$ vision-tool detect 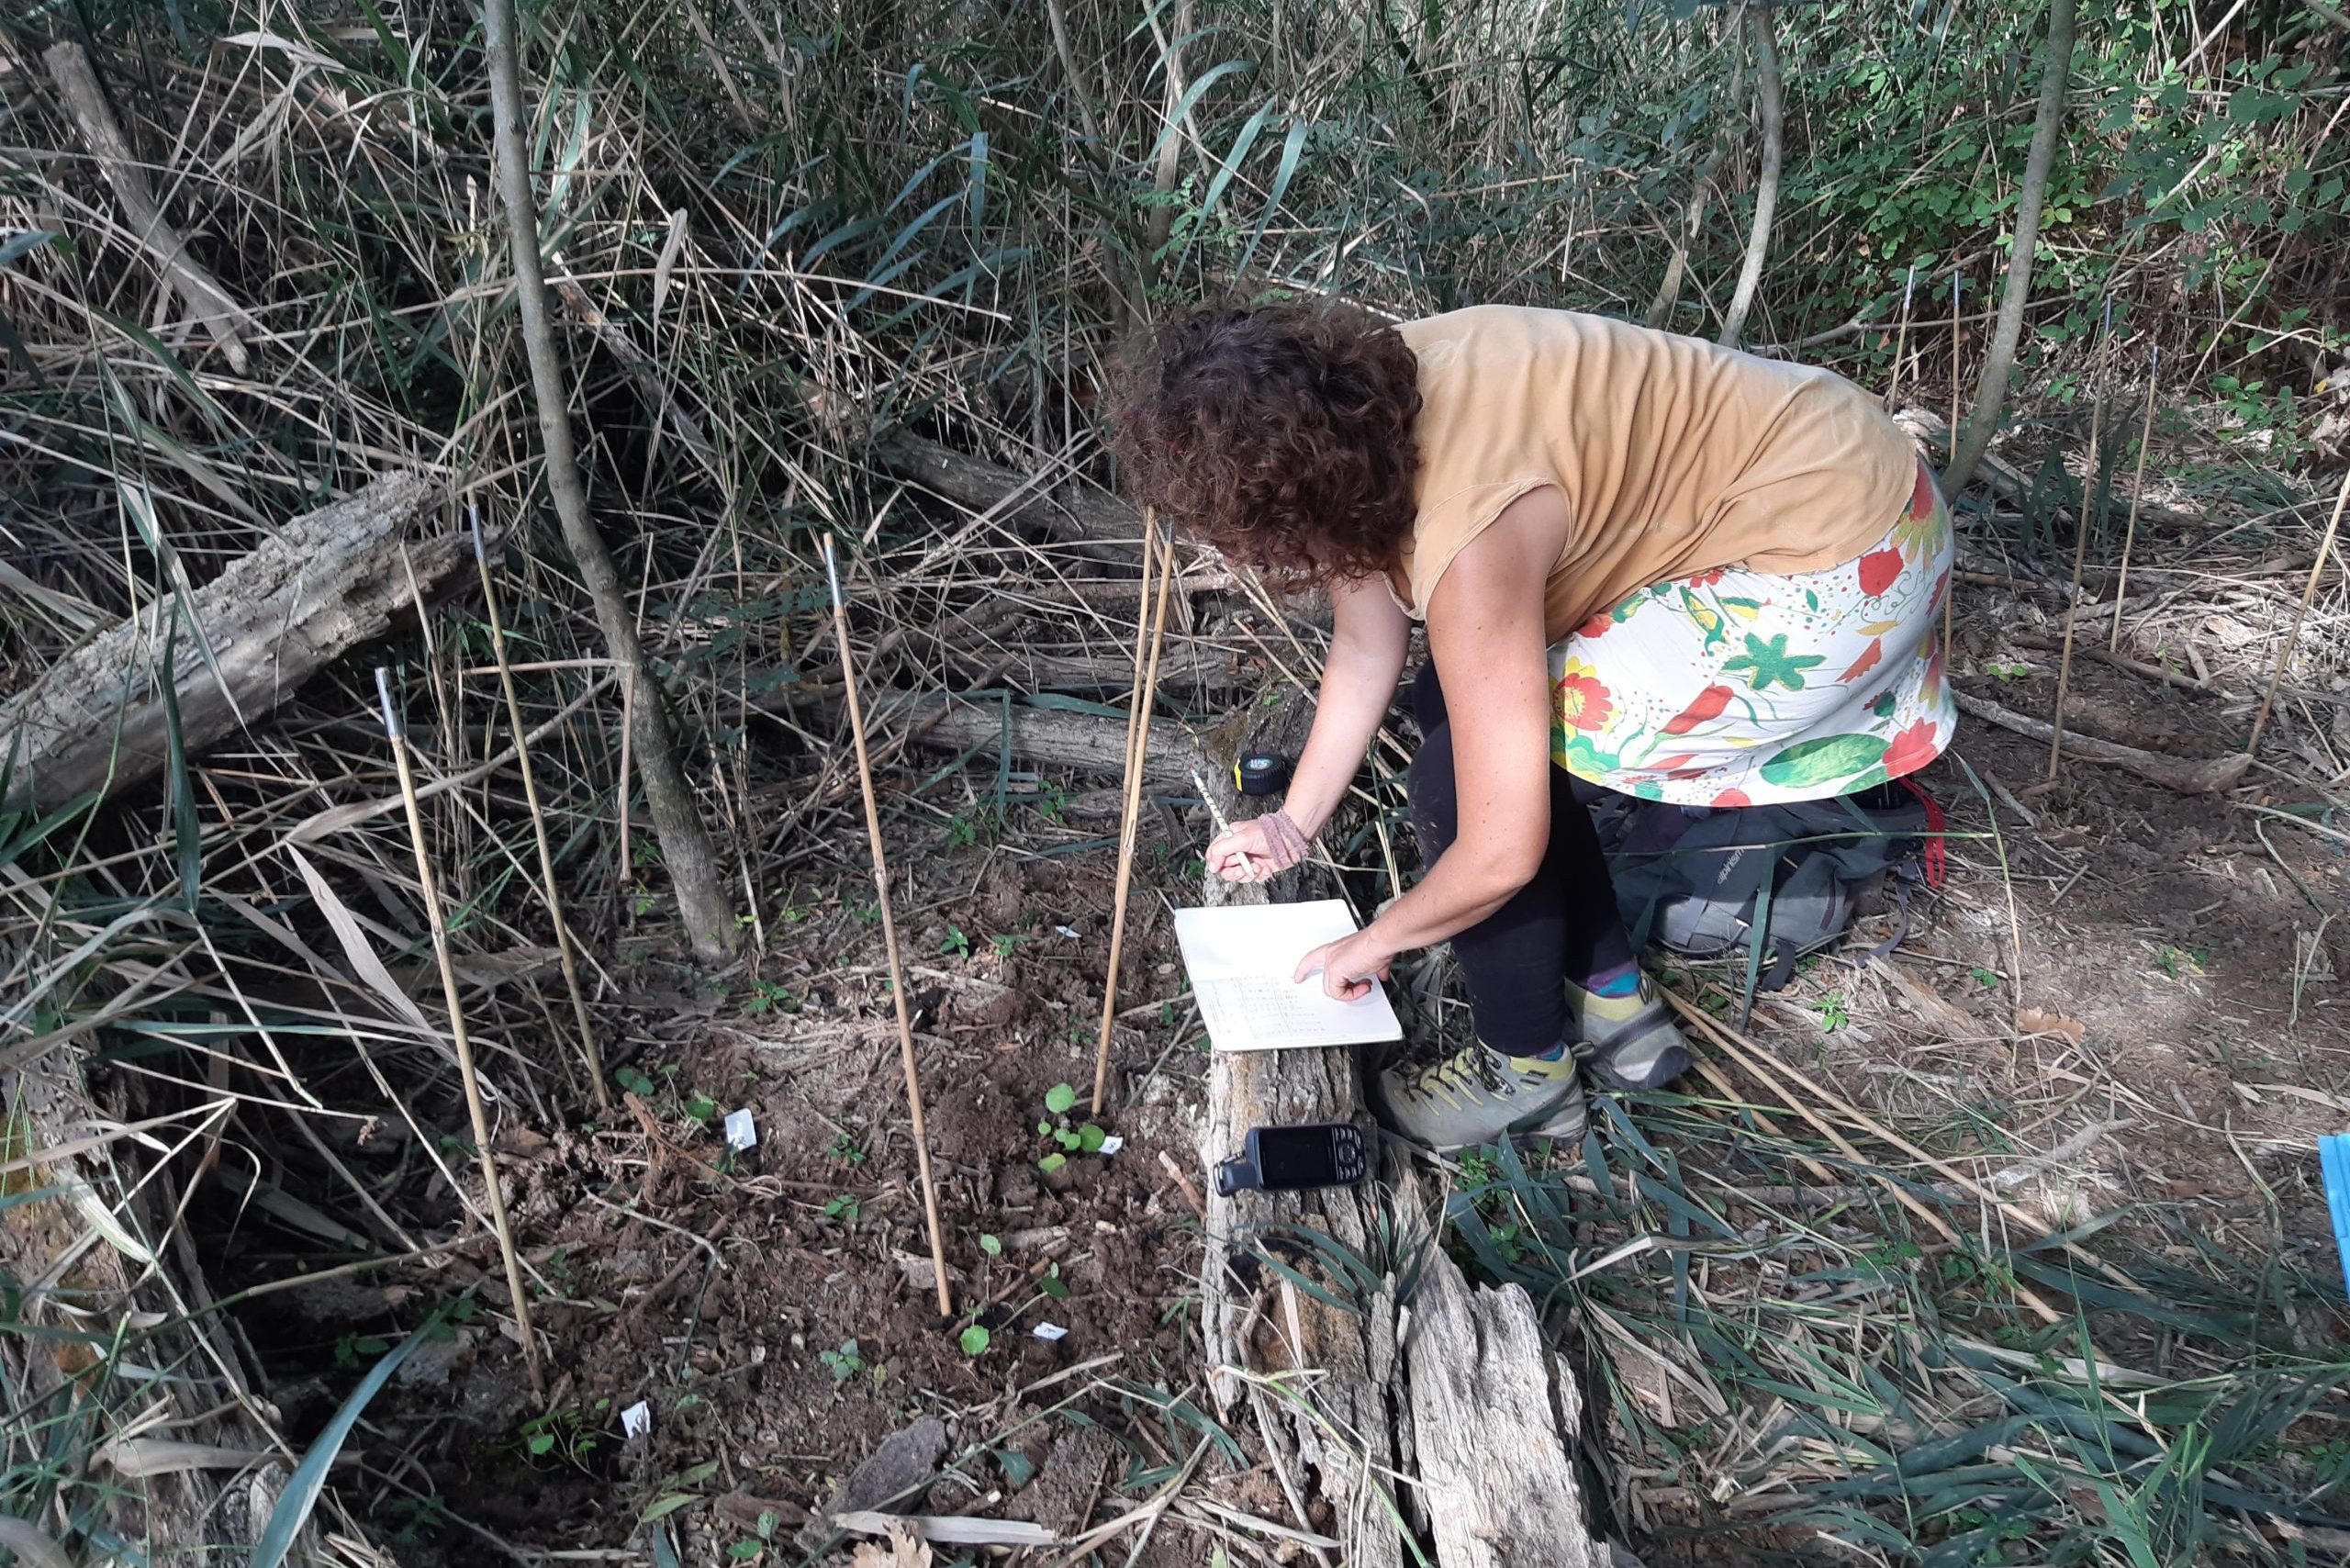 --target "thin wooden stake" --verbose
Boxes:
[1942,268,1961,666]
[2108,344,2160,653]
[1092,514,1178,1117]
[376,667,545,1401]
[472,509,609,1112]
[2047,298,2113,781]
[819,536,953,1318]
[2247,466,2350,757]
[1886,263,1916,409]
